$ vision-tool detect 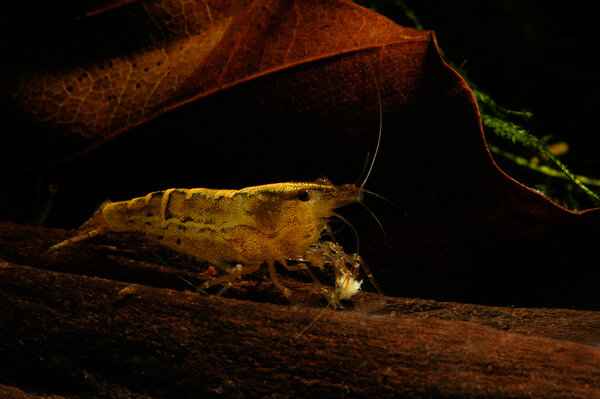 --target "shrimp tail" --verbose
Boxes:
[47,200,111,252]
